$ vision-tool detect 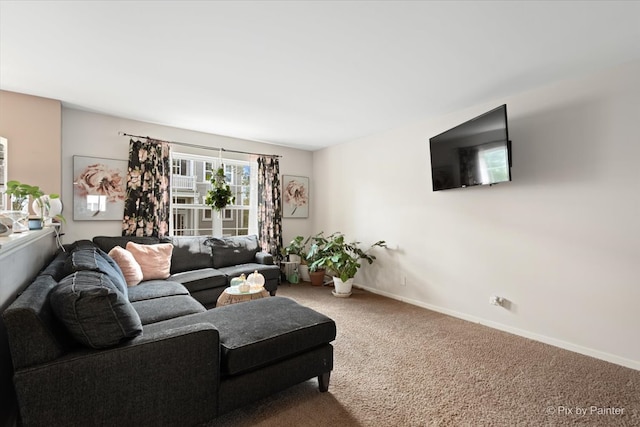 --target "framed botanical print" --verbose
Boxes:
[282,175,309,218]
[73,155,127,220]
